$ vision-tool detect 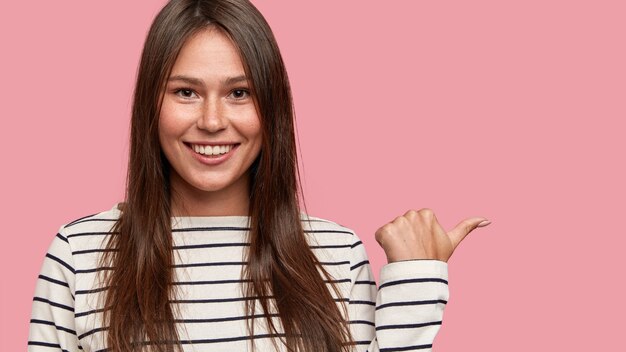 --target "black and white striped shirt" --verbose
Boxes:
[28,204,449,351]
